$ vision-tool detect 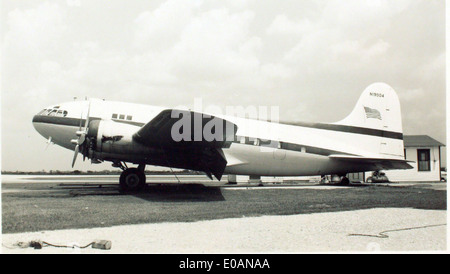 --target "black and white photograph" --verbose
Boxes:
[1,0,447,258]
